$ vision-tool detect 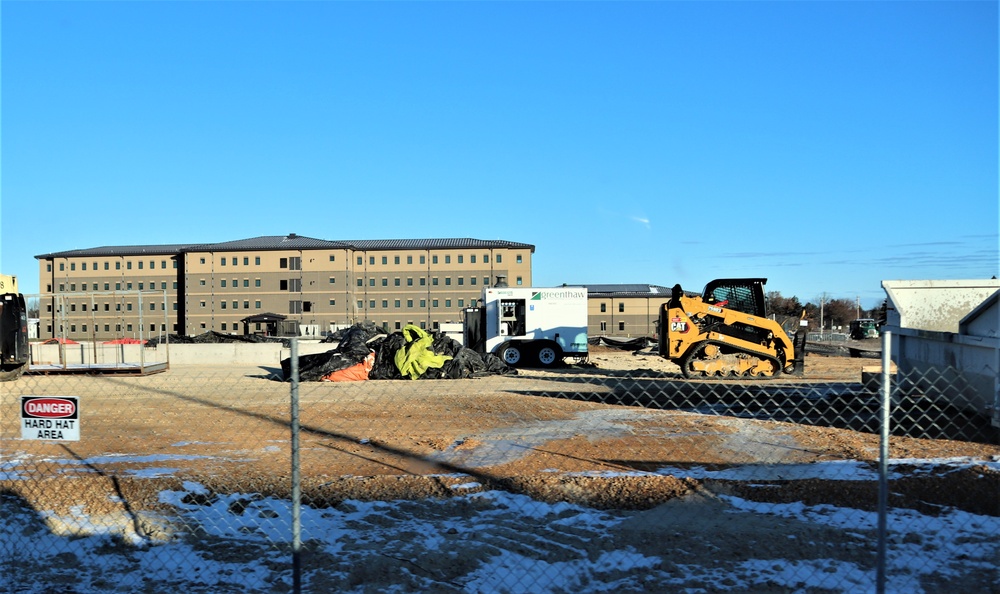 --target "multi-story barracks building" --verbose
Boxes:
[36,235,534,341]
